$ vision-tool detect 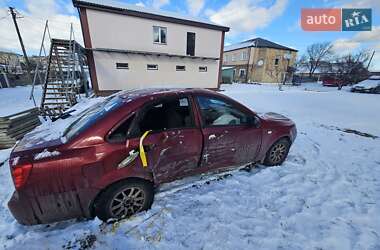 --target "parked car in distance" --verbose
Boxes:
[351,76,380,94]
[8,88,297,225]
[322,76,346,87]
